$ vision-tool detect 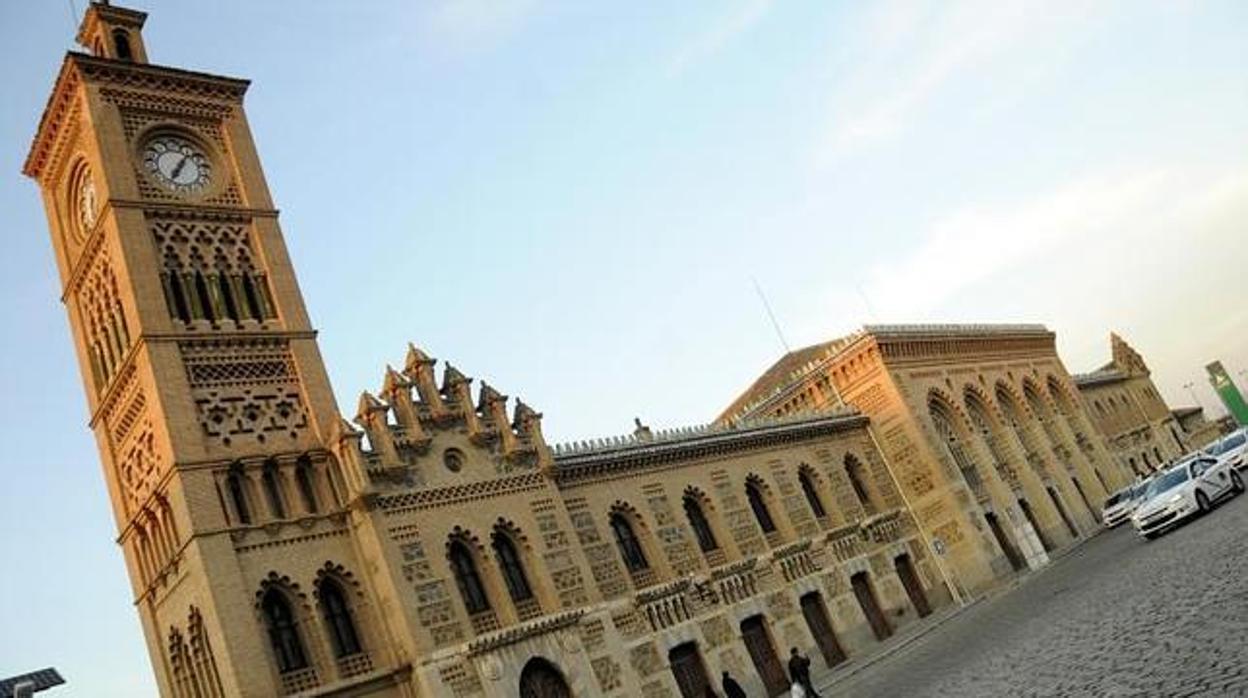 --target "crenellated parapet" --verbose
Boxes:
[346,344,551,483]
